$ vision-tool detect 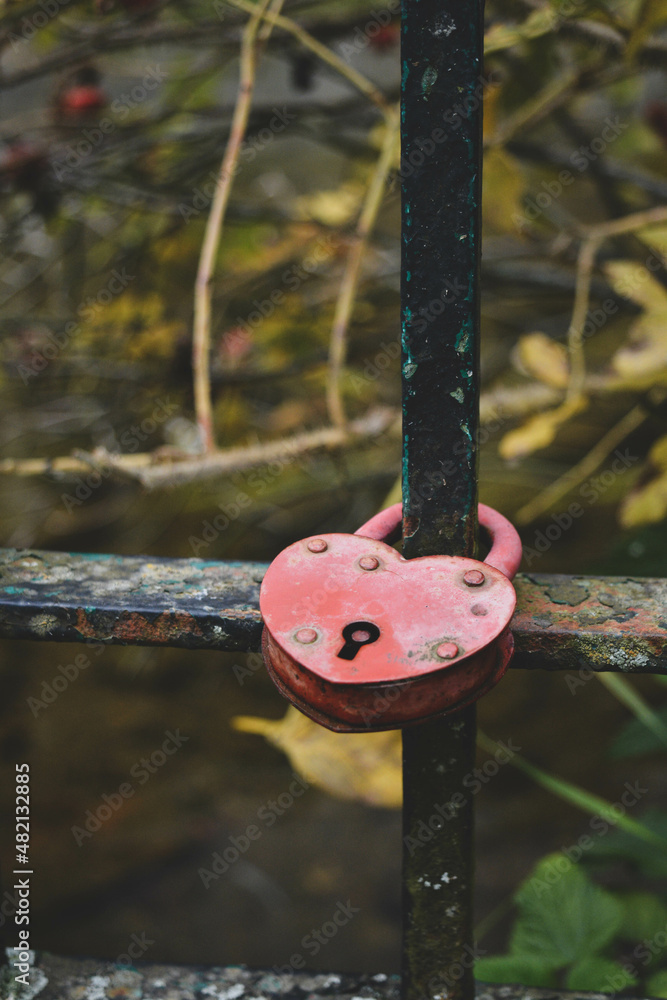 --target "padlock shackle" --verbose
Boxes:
[478,503,523,580]
[355,502,522,580]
